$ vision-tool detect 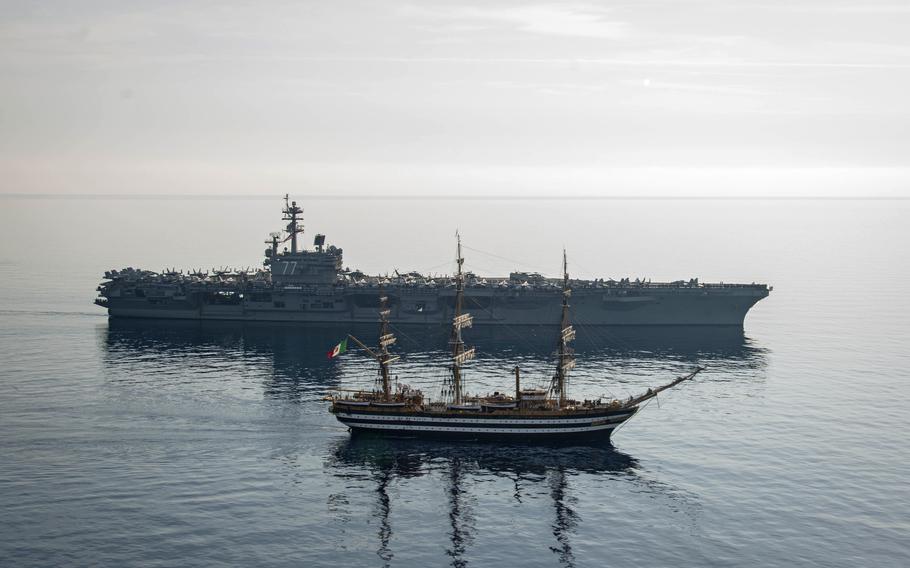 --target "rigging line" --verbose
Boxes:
[613,397,654,435]
[462,244,556,275]
[460,261,503,277]
[565,252,650,285]
[426,368,449,401]
[564,253,610,282]
[462,294,555,356]
[387,322,430,351]
[573,322,632,355]
[420,259,460,274]
[568,304,637,352]
[567,306,616,348]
